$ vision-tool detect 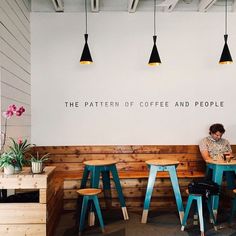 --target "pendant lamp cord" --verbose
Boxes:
[225,0,227,35]
[85,0,88,34]
[154,0,156,36]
